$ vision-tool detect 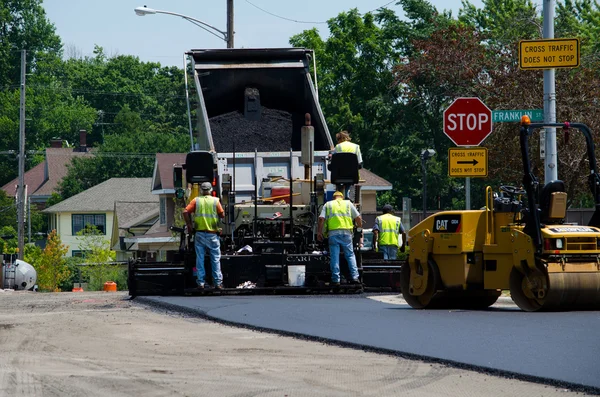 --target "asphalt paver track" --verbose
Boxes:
[140,294,600,394]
